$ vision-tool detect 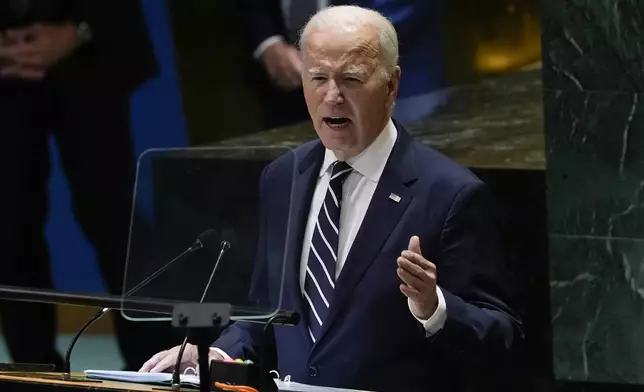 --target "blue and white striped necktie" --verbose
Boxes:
[303,160,352,342]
